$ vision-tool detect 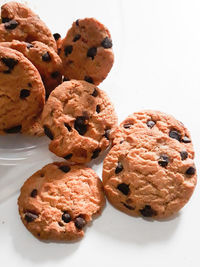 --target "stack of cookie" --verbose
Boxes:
[0,2,197,242]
